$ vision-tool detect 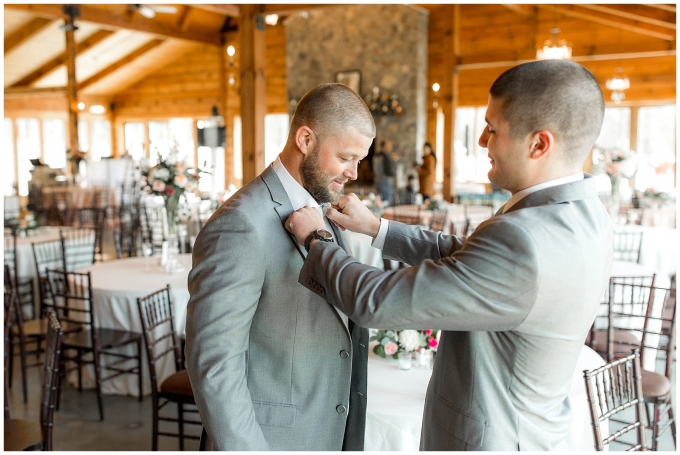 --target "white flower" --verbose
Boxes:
[185,181,196,192]
[398,330,421,353]
[165,152,177,166]
[155,168,170,180]
[174,174,188,188]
